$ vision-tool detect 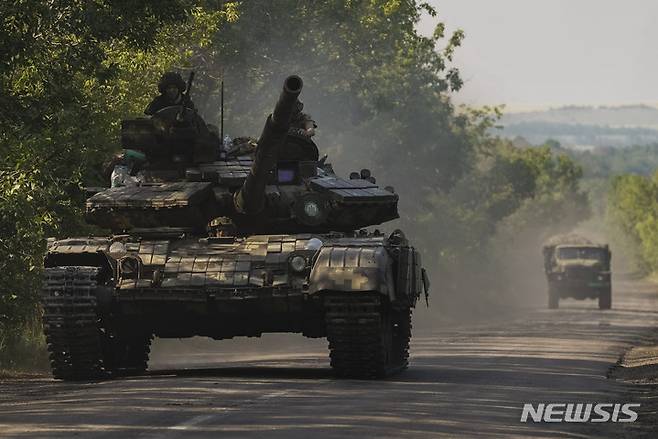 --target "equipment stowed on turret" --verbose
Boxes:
[41,75,430,381]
